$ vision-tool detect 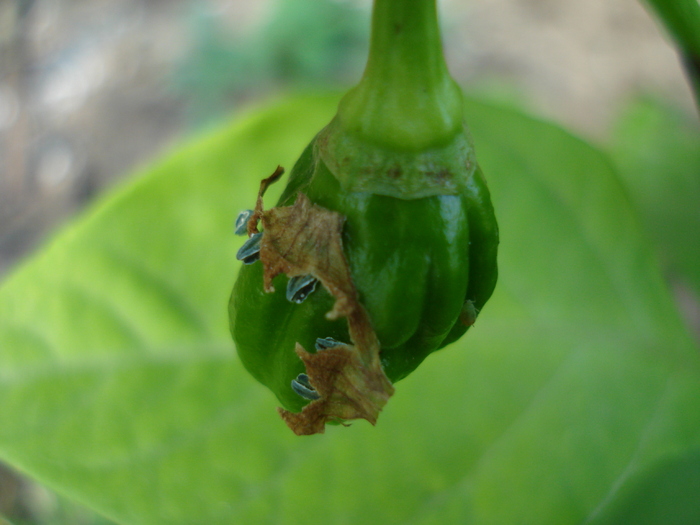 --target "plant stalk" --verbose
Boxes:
[643,0,700,112]
[336,0,463,150]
